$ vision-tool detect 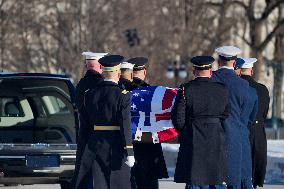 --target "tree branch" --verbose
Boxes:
[258,18,284,51]
[247,0,256,21]
[0,0,7,10]
[260,0,284,20]
[231,0,248,10]
[236,32,252,46]
[205,0,248,10]
[205,1,222,7]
